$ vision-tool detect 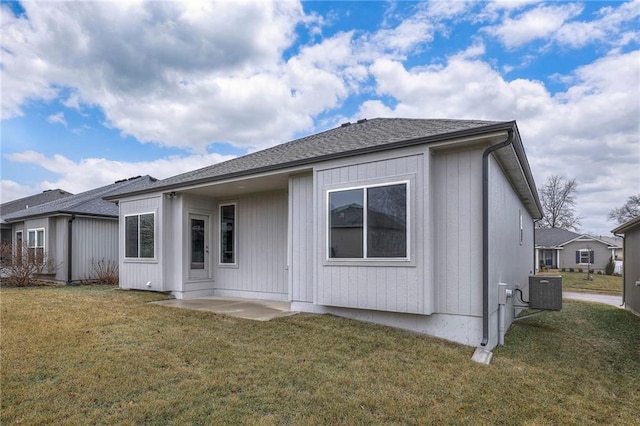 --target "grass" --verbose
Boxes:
[2,286,639,425]
[538,271,623,294]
